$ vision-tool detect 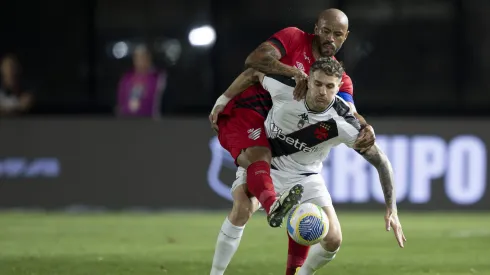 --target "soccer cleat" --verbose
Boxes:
[267,184,304,228]
[294,267,300,275]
